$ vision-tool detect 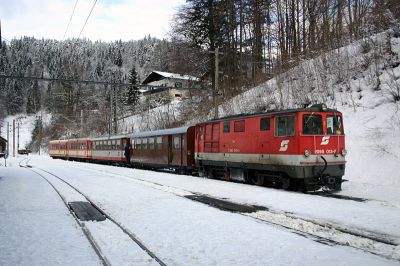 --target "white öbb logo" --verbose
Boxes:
[279,140,290,151]
[321,136,330,145]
